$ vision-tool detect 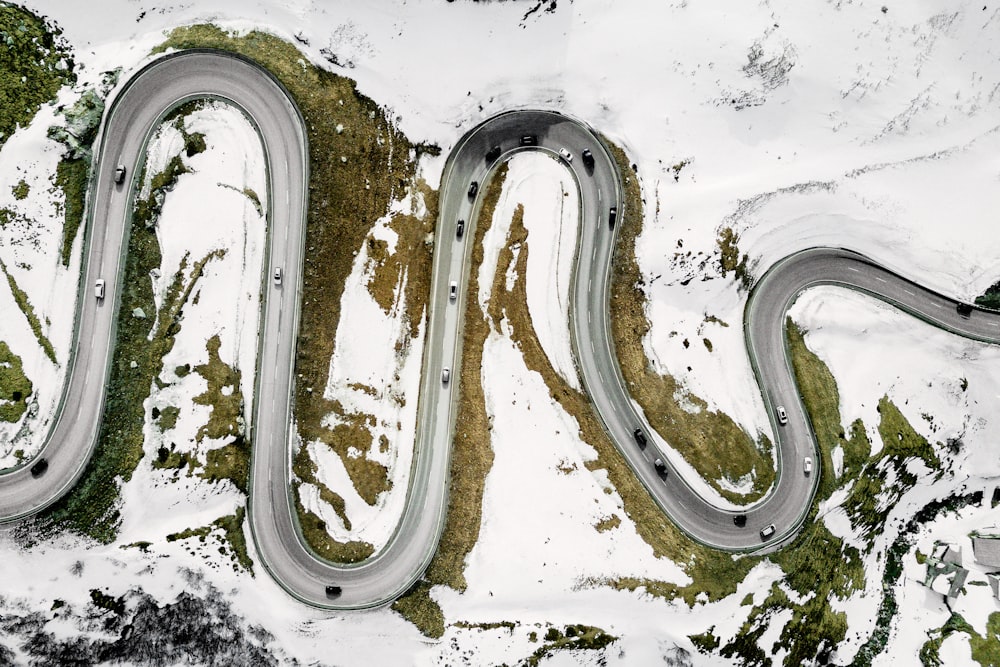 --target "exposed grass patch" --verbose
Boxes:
[594,514,621,533]
[391,582,444,639]
[291,481,374,563]
[157,405,180,431]
[152,25,422,561]
[974,279,1000,311]
[166,507,253,573]
[843,396,941,545]
[54,157,88,266]
[0,2,75,150]
[717,226,751,289]
[608,149,773,504]
[524,624,617,666]
[11,179,28,200]
[0,340,32,423]
[366,178,438,336]
[192,334,241,443]
[0,258,57,364]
